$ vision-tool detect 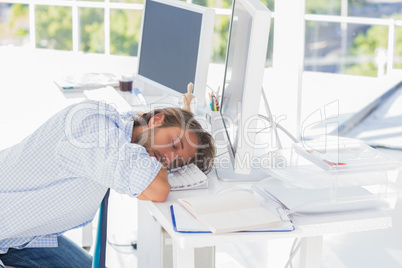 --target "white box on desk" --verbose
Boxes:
[261,137,402,211]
